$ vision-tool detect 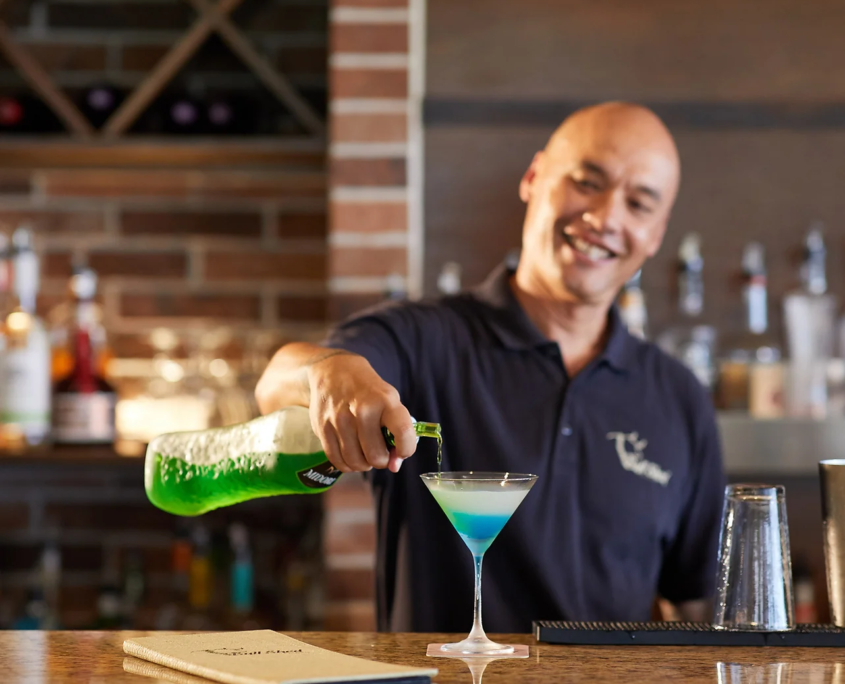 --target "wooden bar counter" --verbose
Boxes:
[5,630,845,683]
